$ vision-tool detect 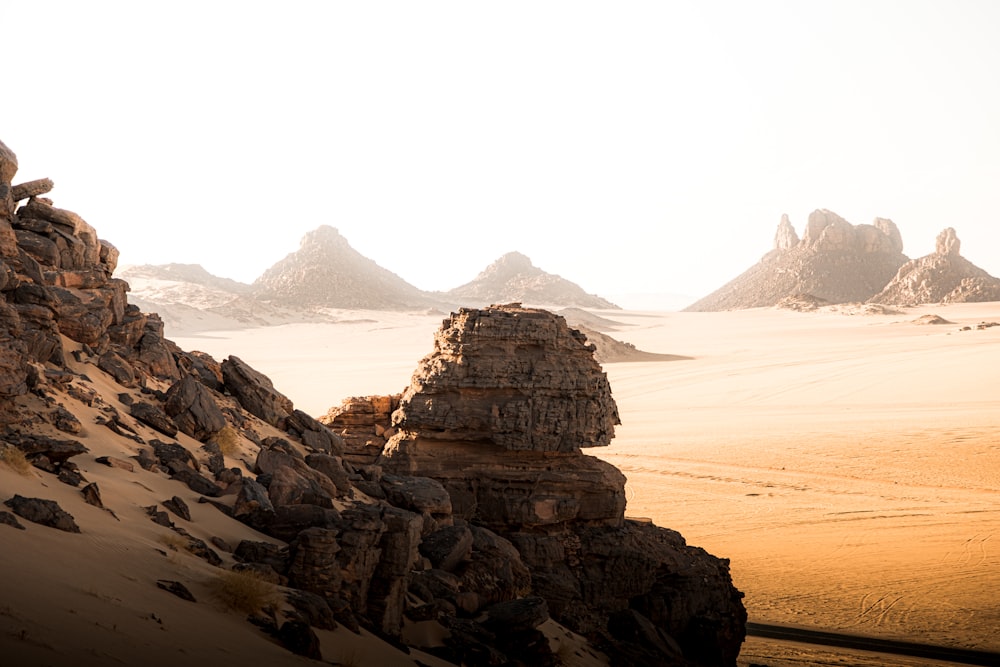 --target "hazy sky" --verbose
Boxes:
[6,1,1000,307]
